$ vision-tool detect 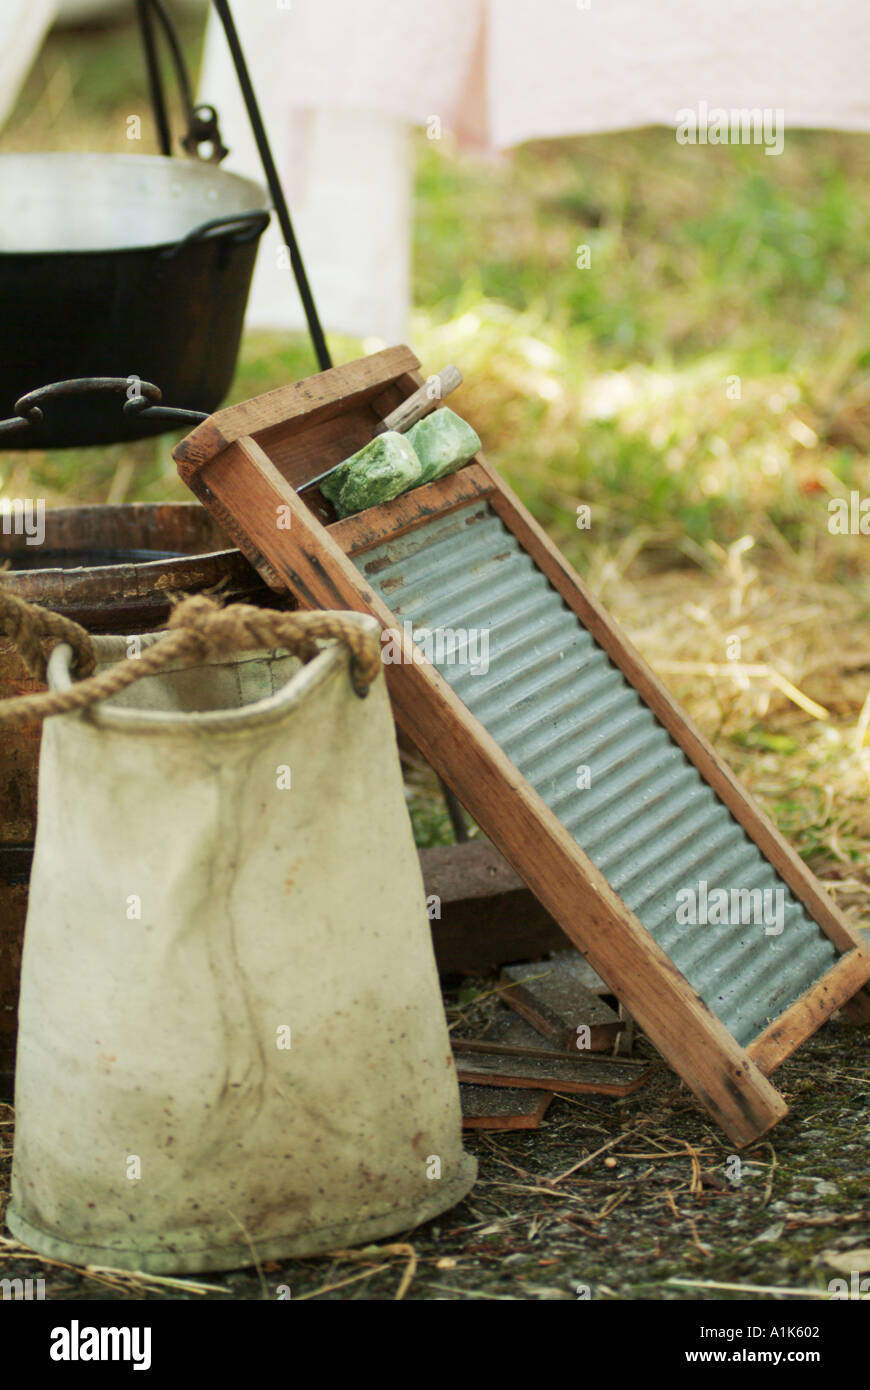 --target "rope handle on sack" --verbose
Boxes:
[0,588,383,728]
